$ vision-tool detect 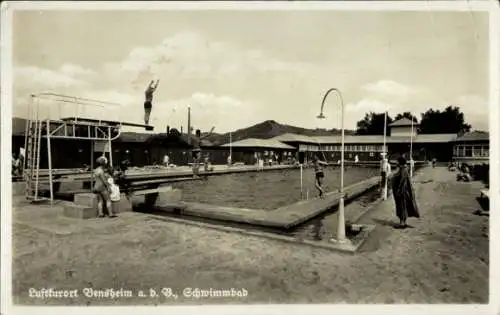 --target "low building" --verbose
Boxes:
[268,118,487,163]
[220,138,296,164]
[452,131,489,164]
